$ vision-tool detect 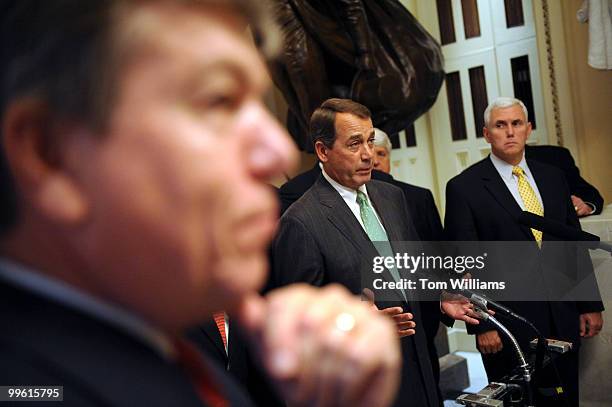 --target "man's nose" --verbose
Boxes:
[362,144,373,161]
[241,102,298,179]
